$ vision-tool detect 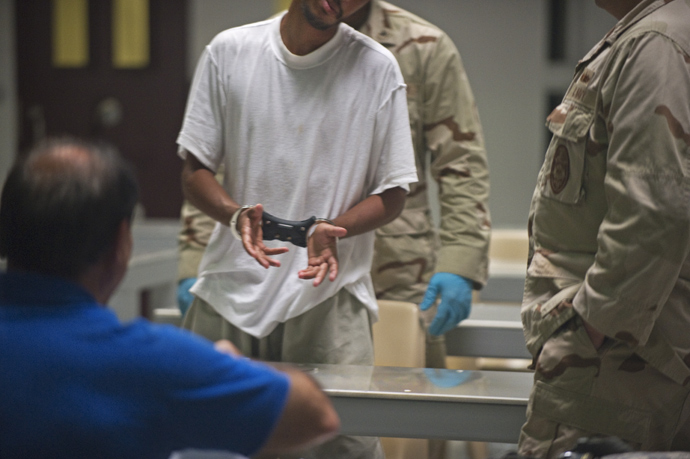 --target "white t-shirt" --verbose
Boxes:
[177,14,417,338]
